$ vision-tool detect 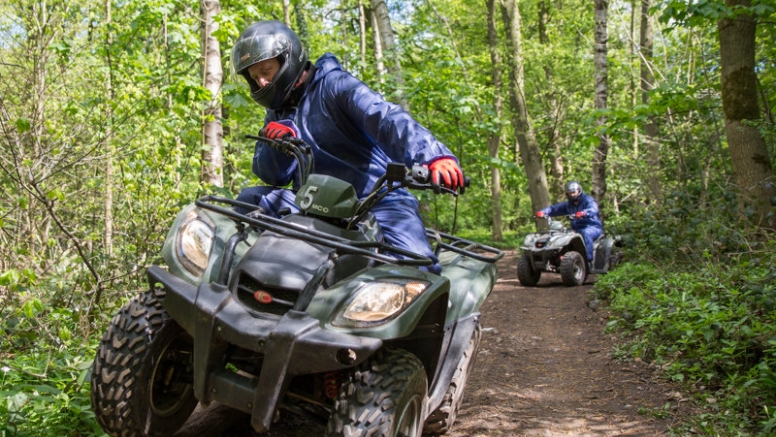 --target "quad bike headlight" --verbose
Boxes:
[333,280,430,327]
[176,209,215,278]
